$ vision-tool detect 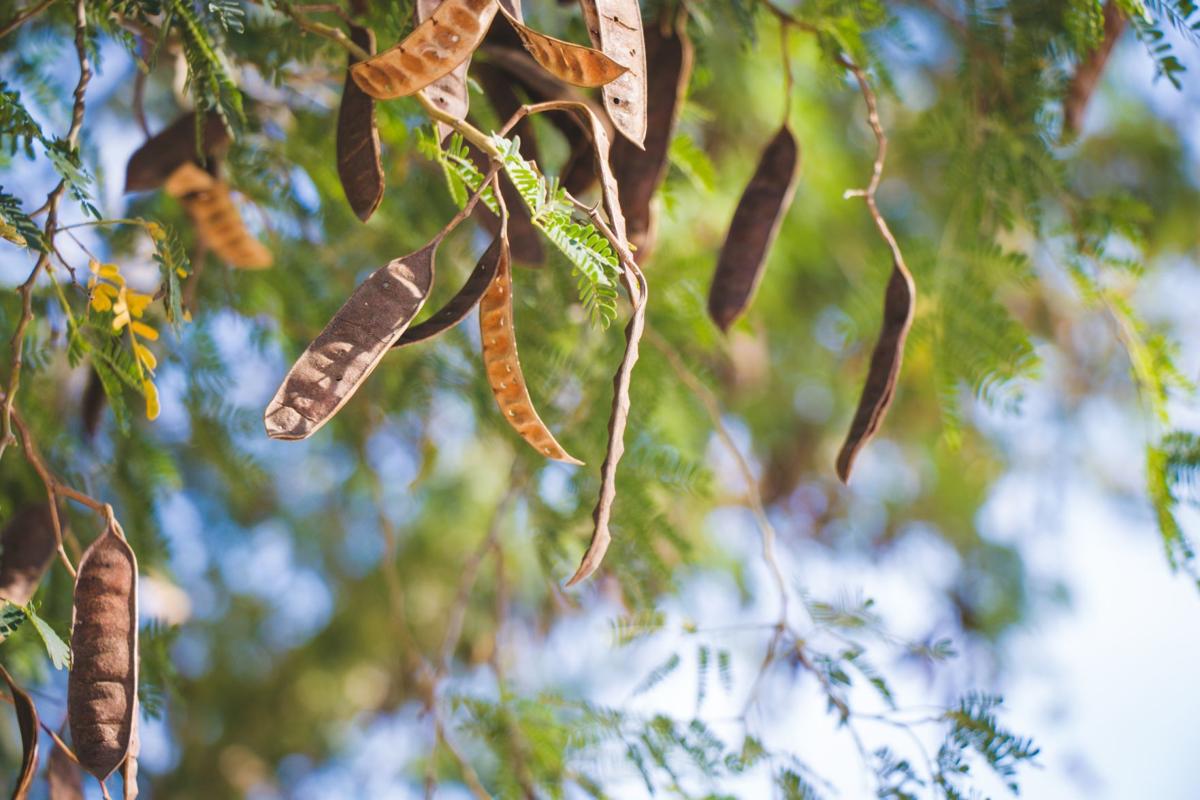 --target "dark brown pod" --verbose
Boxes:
[82,367,106,440]
[124,112,229,193]
[337,25,385,221]
[0,663,39,799]
[0,503,57,607]
[67,517,139,782]
[611,16,693,255]
[707,125,800,332]
[394,231,505,347]
[48,736,85,800]
[835,258,915,482]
